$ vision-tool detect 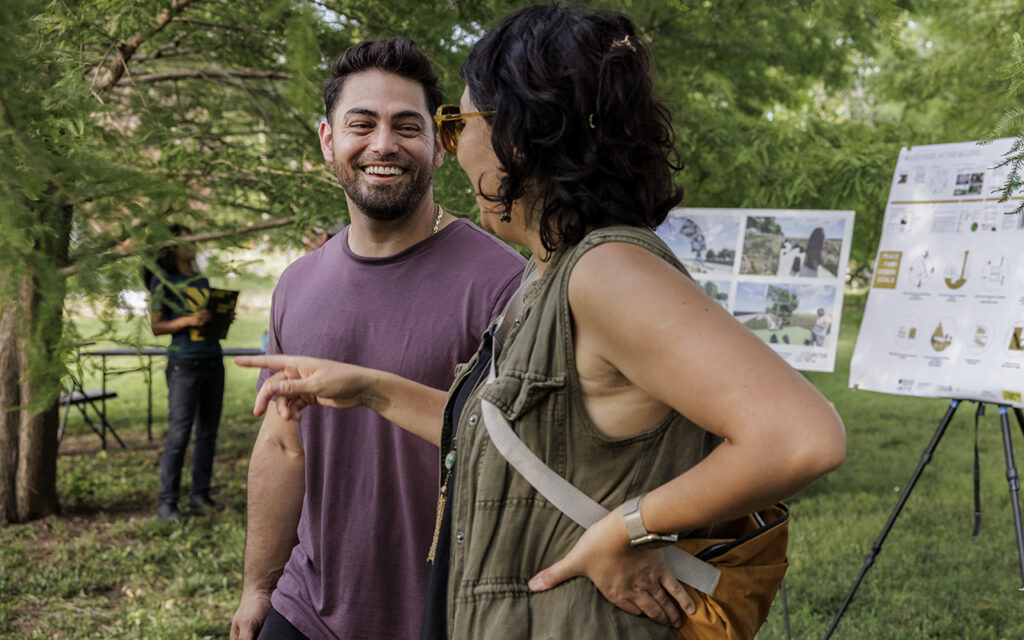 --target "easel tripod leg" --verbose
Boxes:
[998,407,1024,589]
[824,400,960,639]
